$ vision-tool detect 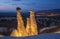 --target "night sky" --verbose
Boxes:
[0,0,60,12]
